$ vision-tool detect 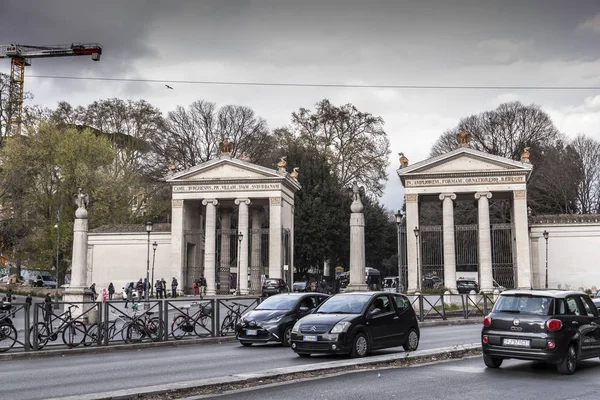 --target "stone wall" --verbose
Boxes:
[0,283,63,298]
[530,215,600,292]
